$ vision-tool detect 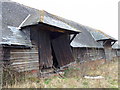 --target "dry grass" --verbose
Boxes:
[3,58,118,88]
